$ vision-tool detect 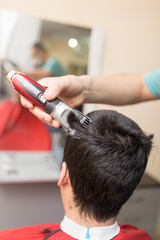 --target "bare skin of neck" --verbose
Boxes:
[60,186,116,228]
[58,162,117,228]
